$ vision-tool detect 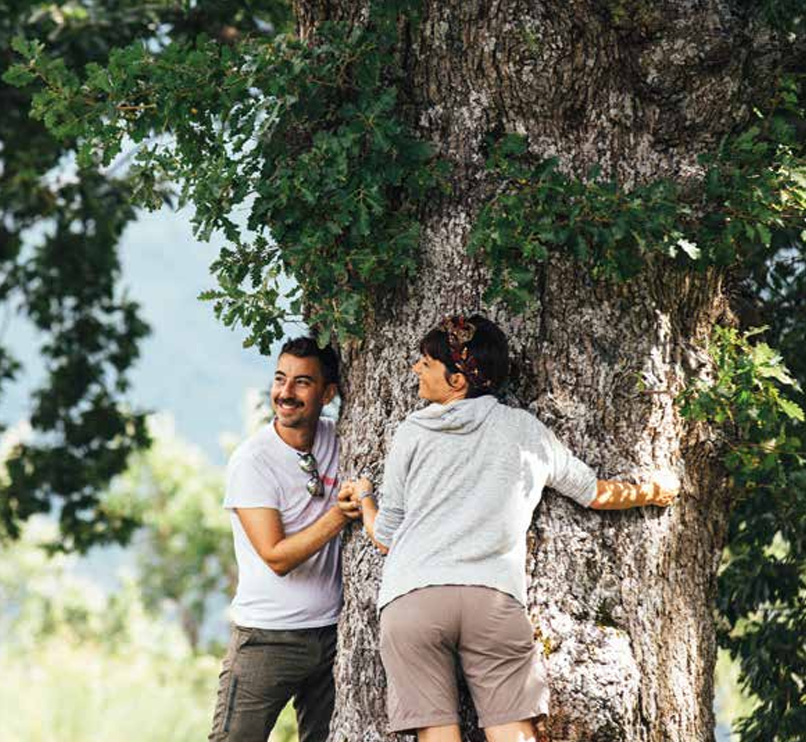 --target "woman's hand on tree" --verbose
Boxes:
[646,470,681,507]
[591,471,680,510]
